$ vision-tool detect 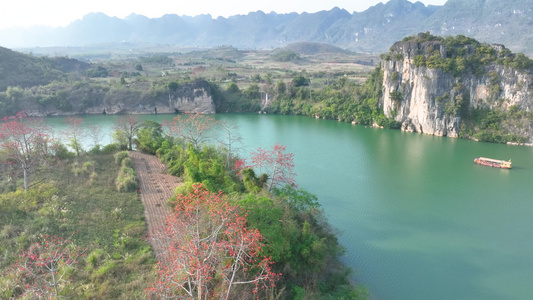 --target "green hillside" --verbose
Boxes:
[0,46,89,91]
